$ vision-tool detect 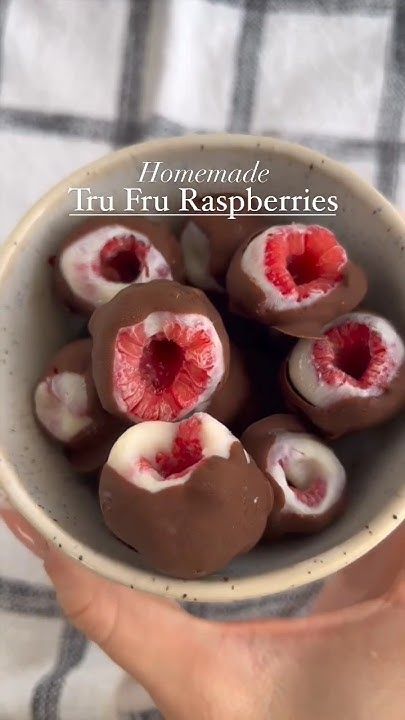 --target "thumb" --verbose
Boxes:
[1,510,218,713]
[44,547,217,702]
